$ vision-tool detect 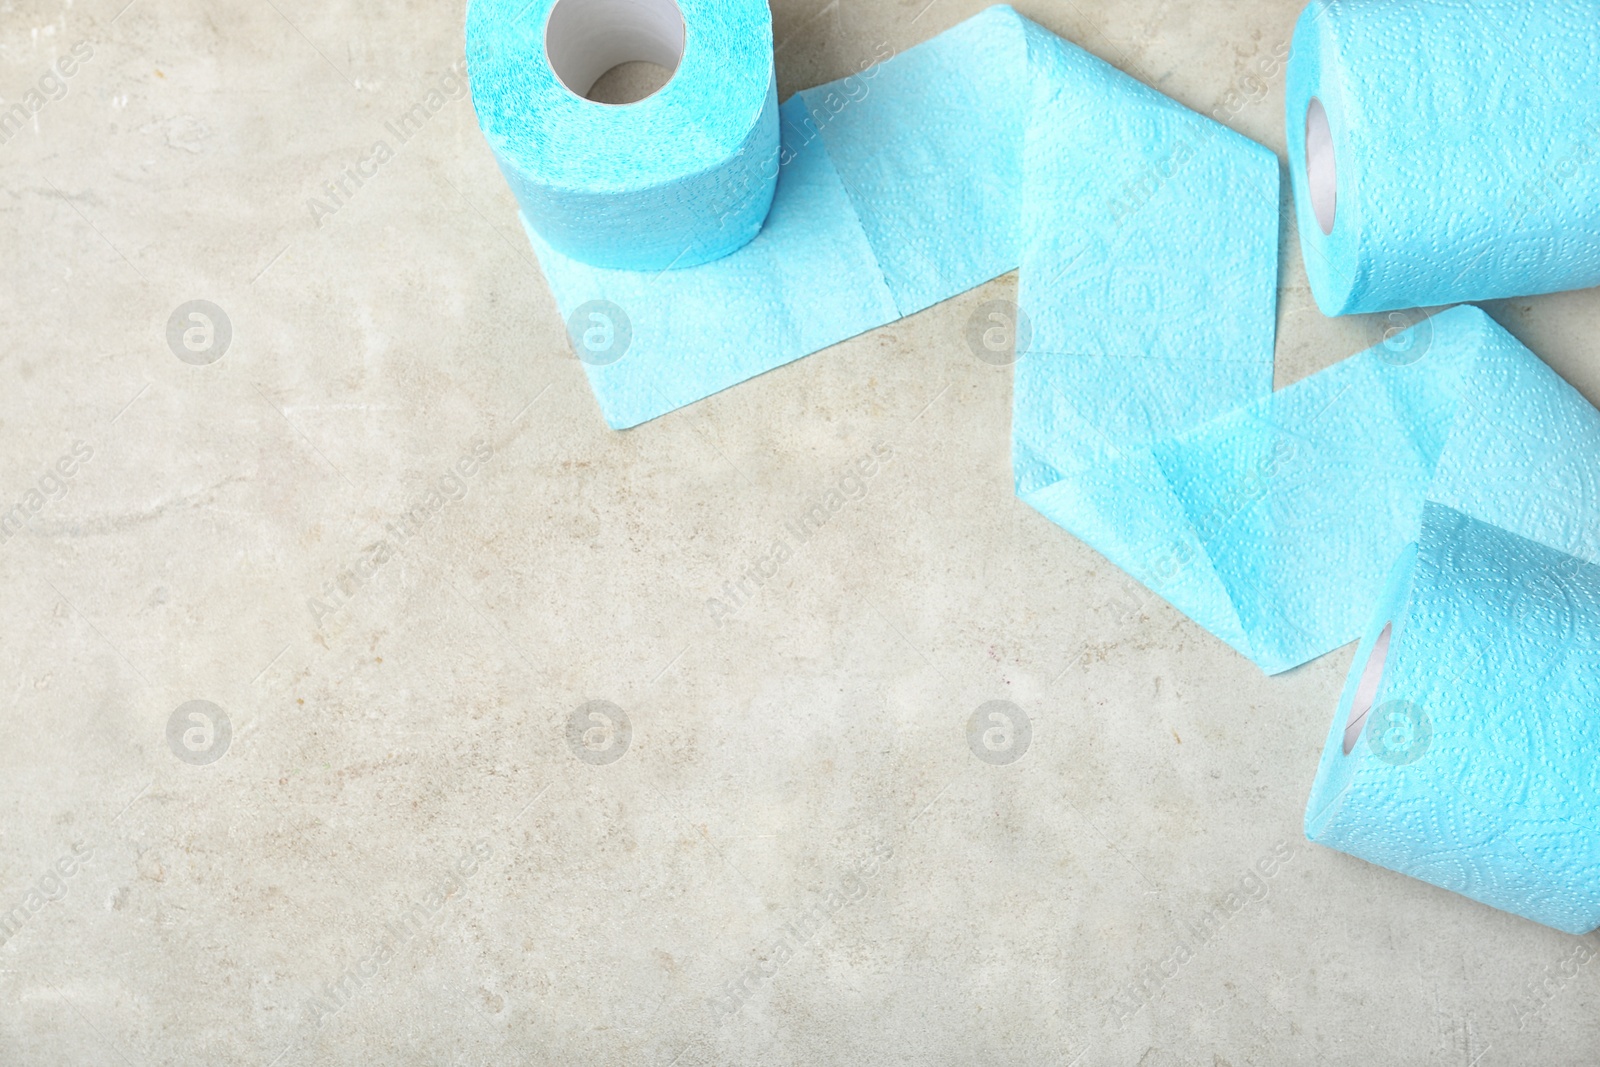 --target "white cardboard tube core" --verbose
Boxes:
[1342,622,1391,755]
[1305,97,1338,236]
[545,0,686,102]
